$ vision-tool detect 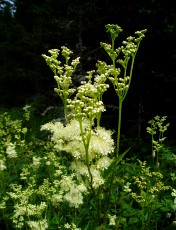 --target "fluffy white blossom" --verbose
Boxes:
[70,161,89,177]
[96,156,113,170]
[108,214,117,226]
[6,142,17,158]
[60,175,75,192]
[64,186,84,208]
[0,159,6,171]
[27,219,48,230]
[90,167,104,188]
[124,182,132,192]
[32,156,41,167]
[89,128,114,157]
[51,194,63,206]
[13,202,47,218]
